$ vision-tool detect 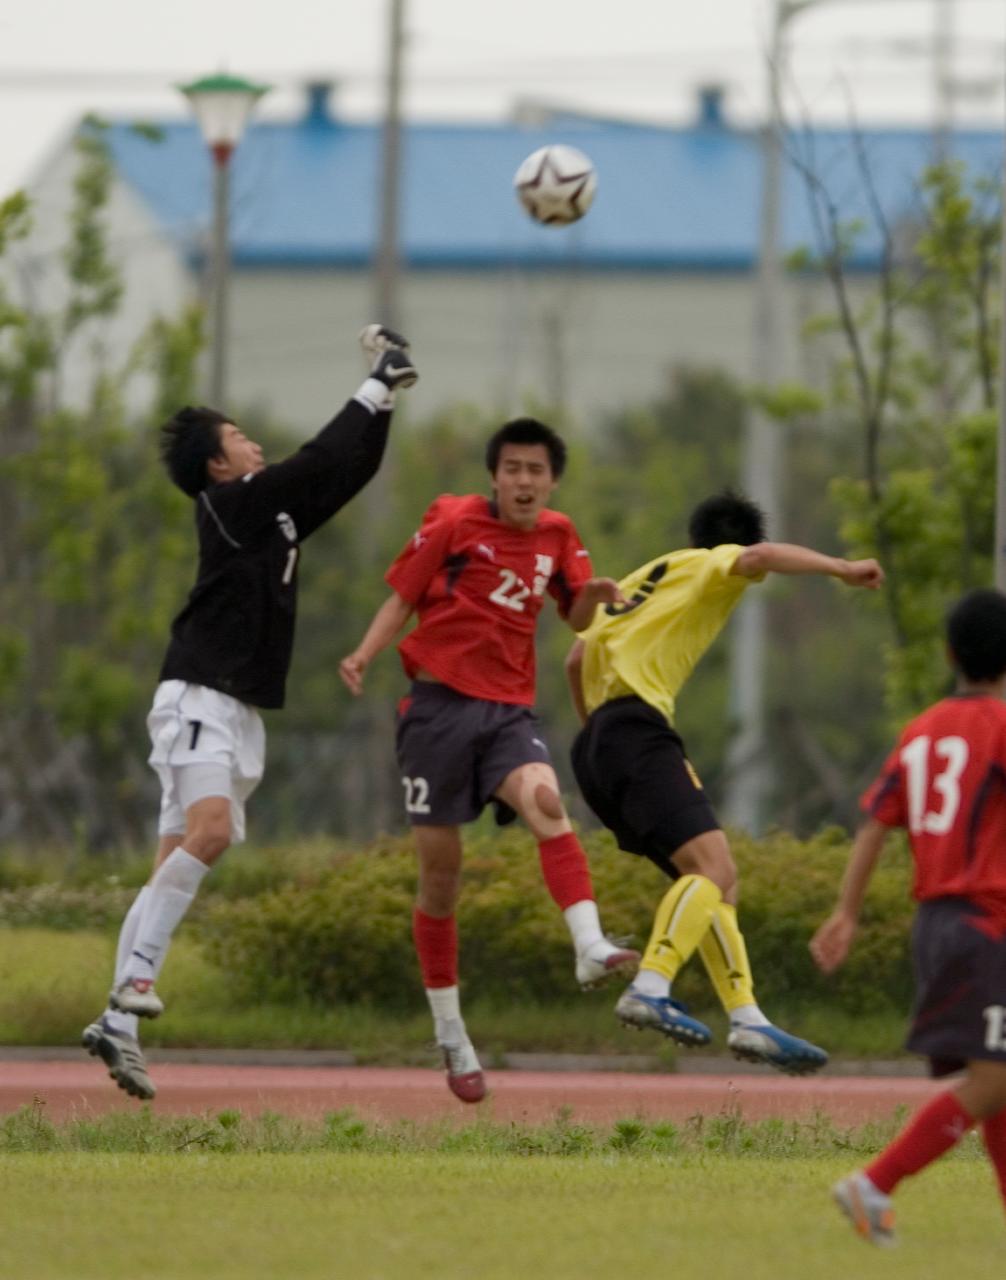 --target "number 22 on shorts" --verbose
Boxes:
[402,775,431,814]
